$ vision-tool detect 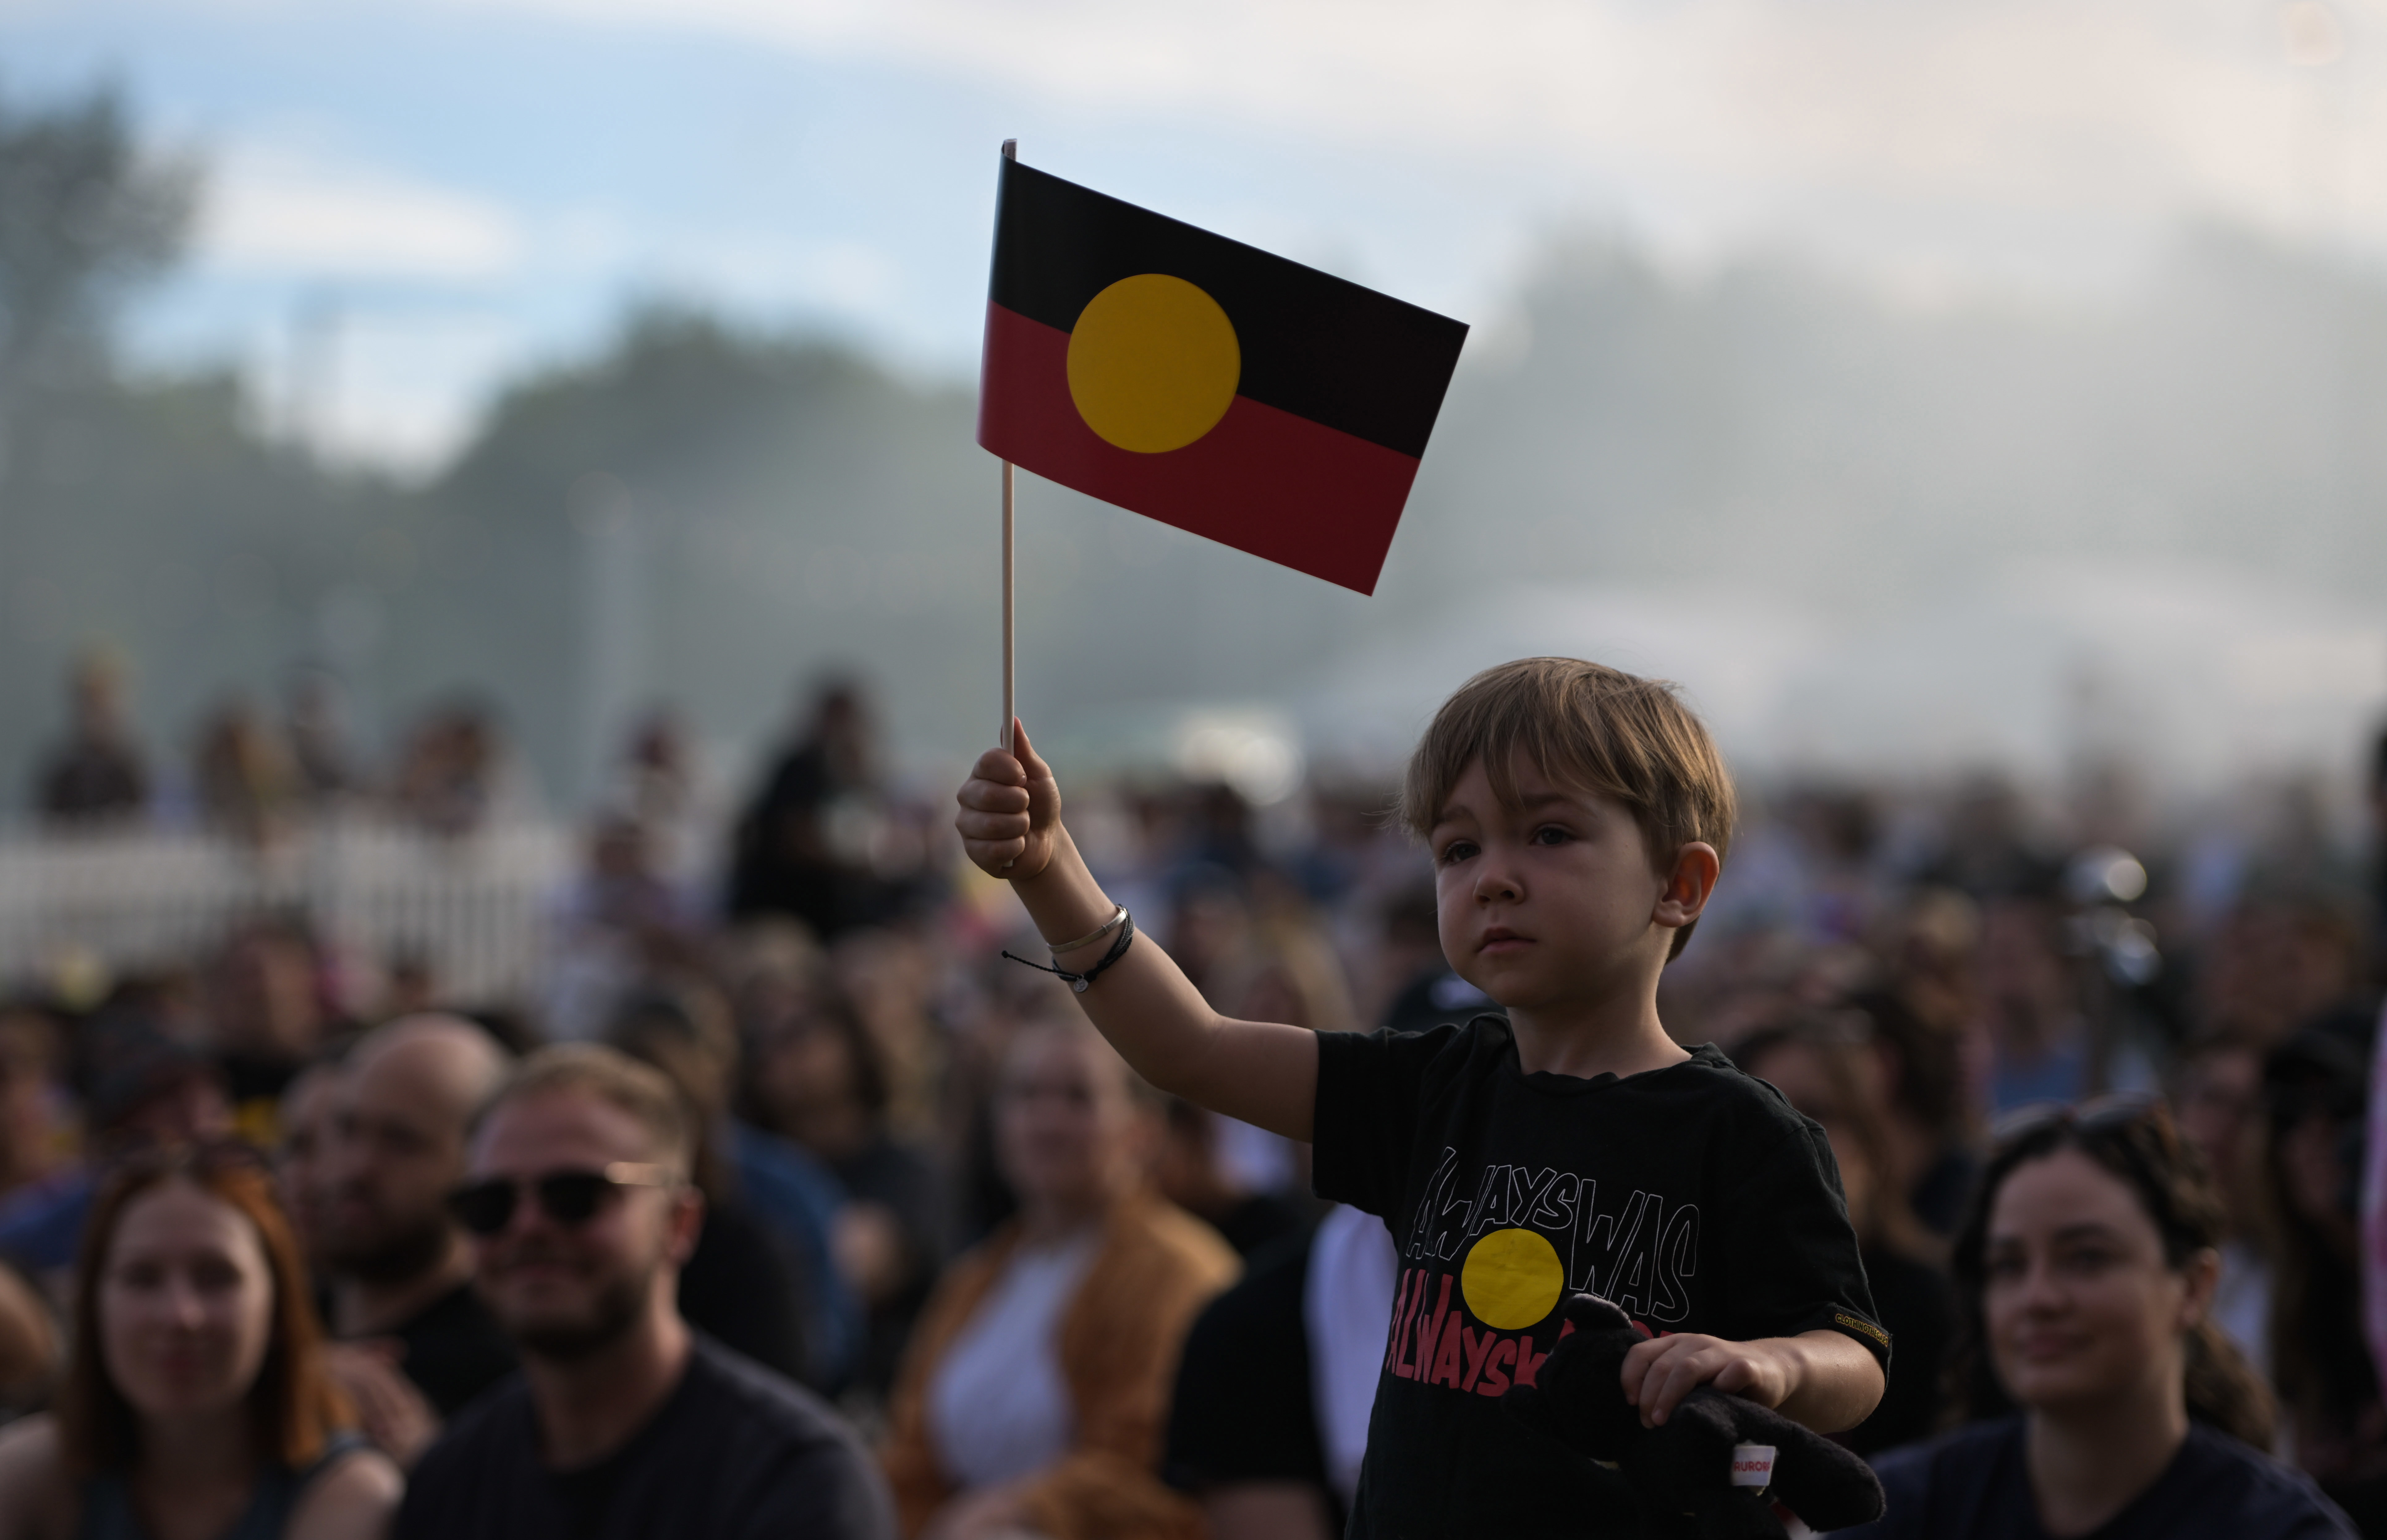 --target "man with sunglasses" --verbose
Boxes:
[396,1043,892,1540]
